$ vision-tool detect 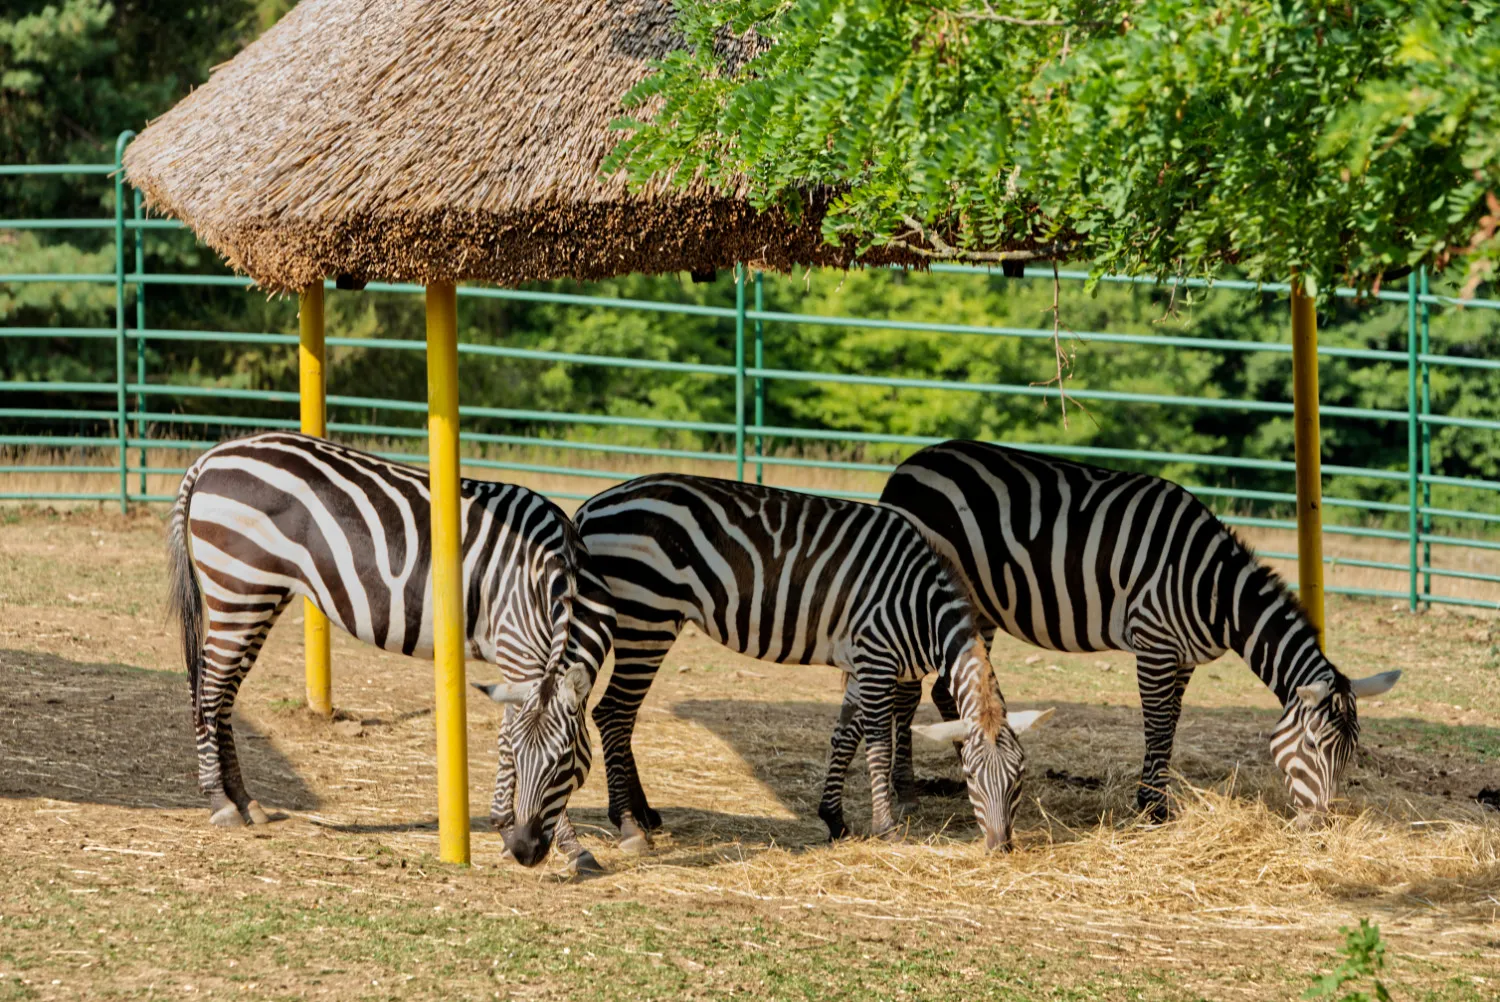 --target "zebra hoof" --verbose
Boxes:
[1136,798,1171,824]
[873,826,903,844]
[819,808,851,841]
[244,800,271,825]
[209,803,246,828]
[568,851,605,877]
[617,832,652,855]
